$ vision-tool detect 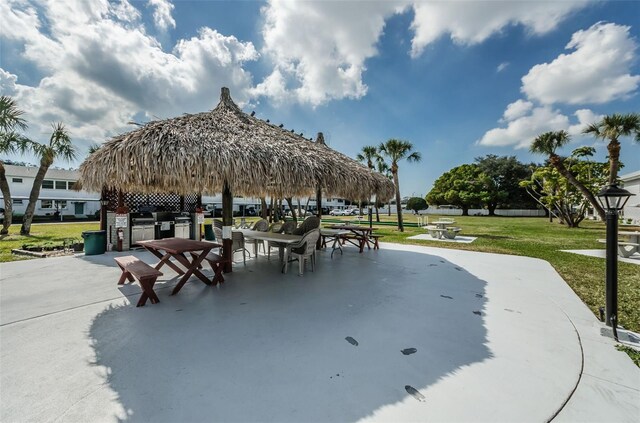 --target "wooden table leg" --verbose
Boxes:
[171,249,212,295]
[144,247,185,275]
